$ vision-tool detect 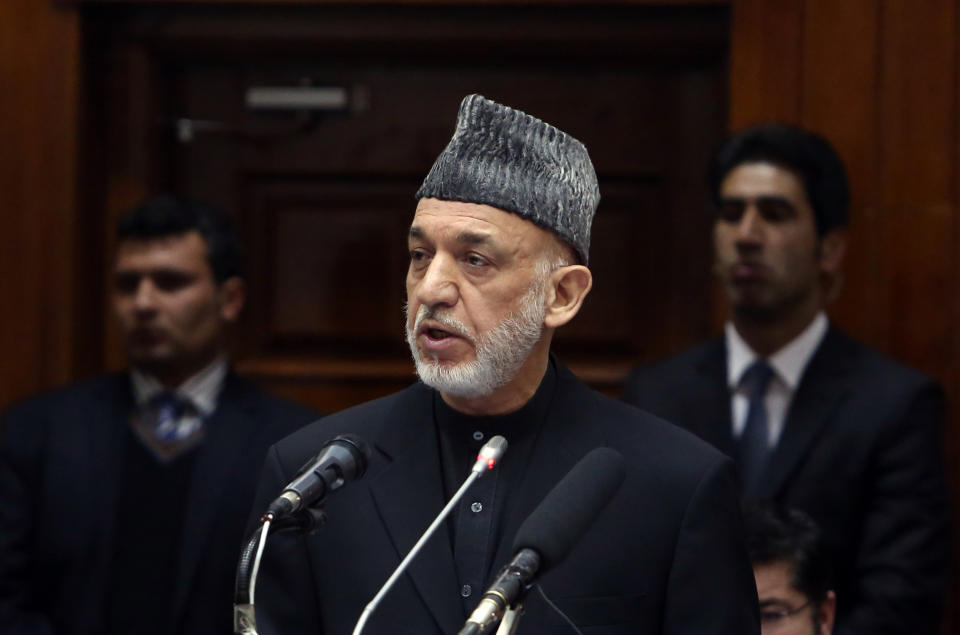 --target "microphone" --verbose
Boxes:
[350,435,507,635]
[459,447,626,635]
[267,434,371,518]
[473,434,508,474]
